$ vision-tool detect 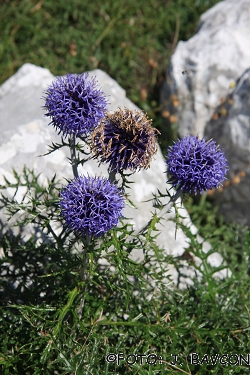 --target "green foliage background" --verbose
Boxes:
[1,0,220,108]
[1,1,250,374]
